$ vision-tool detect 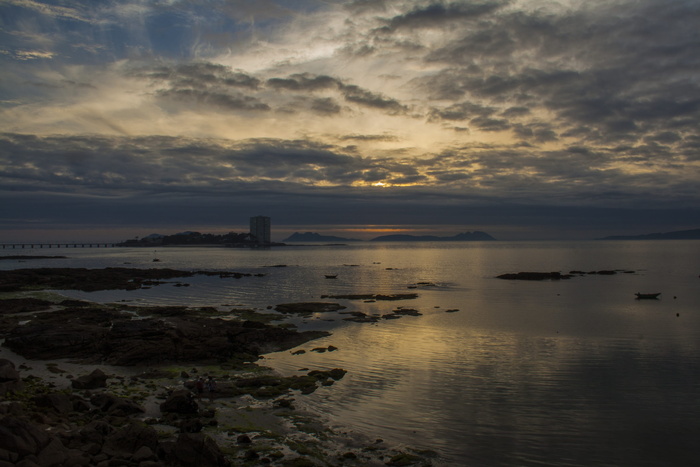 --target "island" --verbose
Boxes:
[597,228,700,240]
